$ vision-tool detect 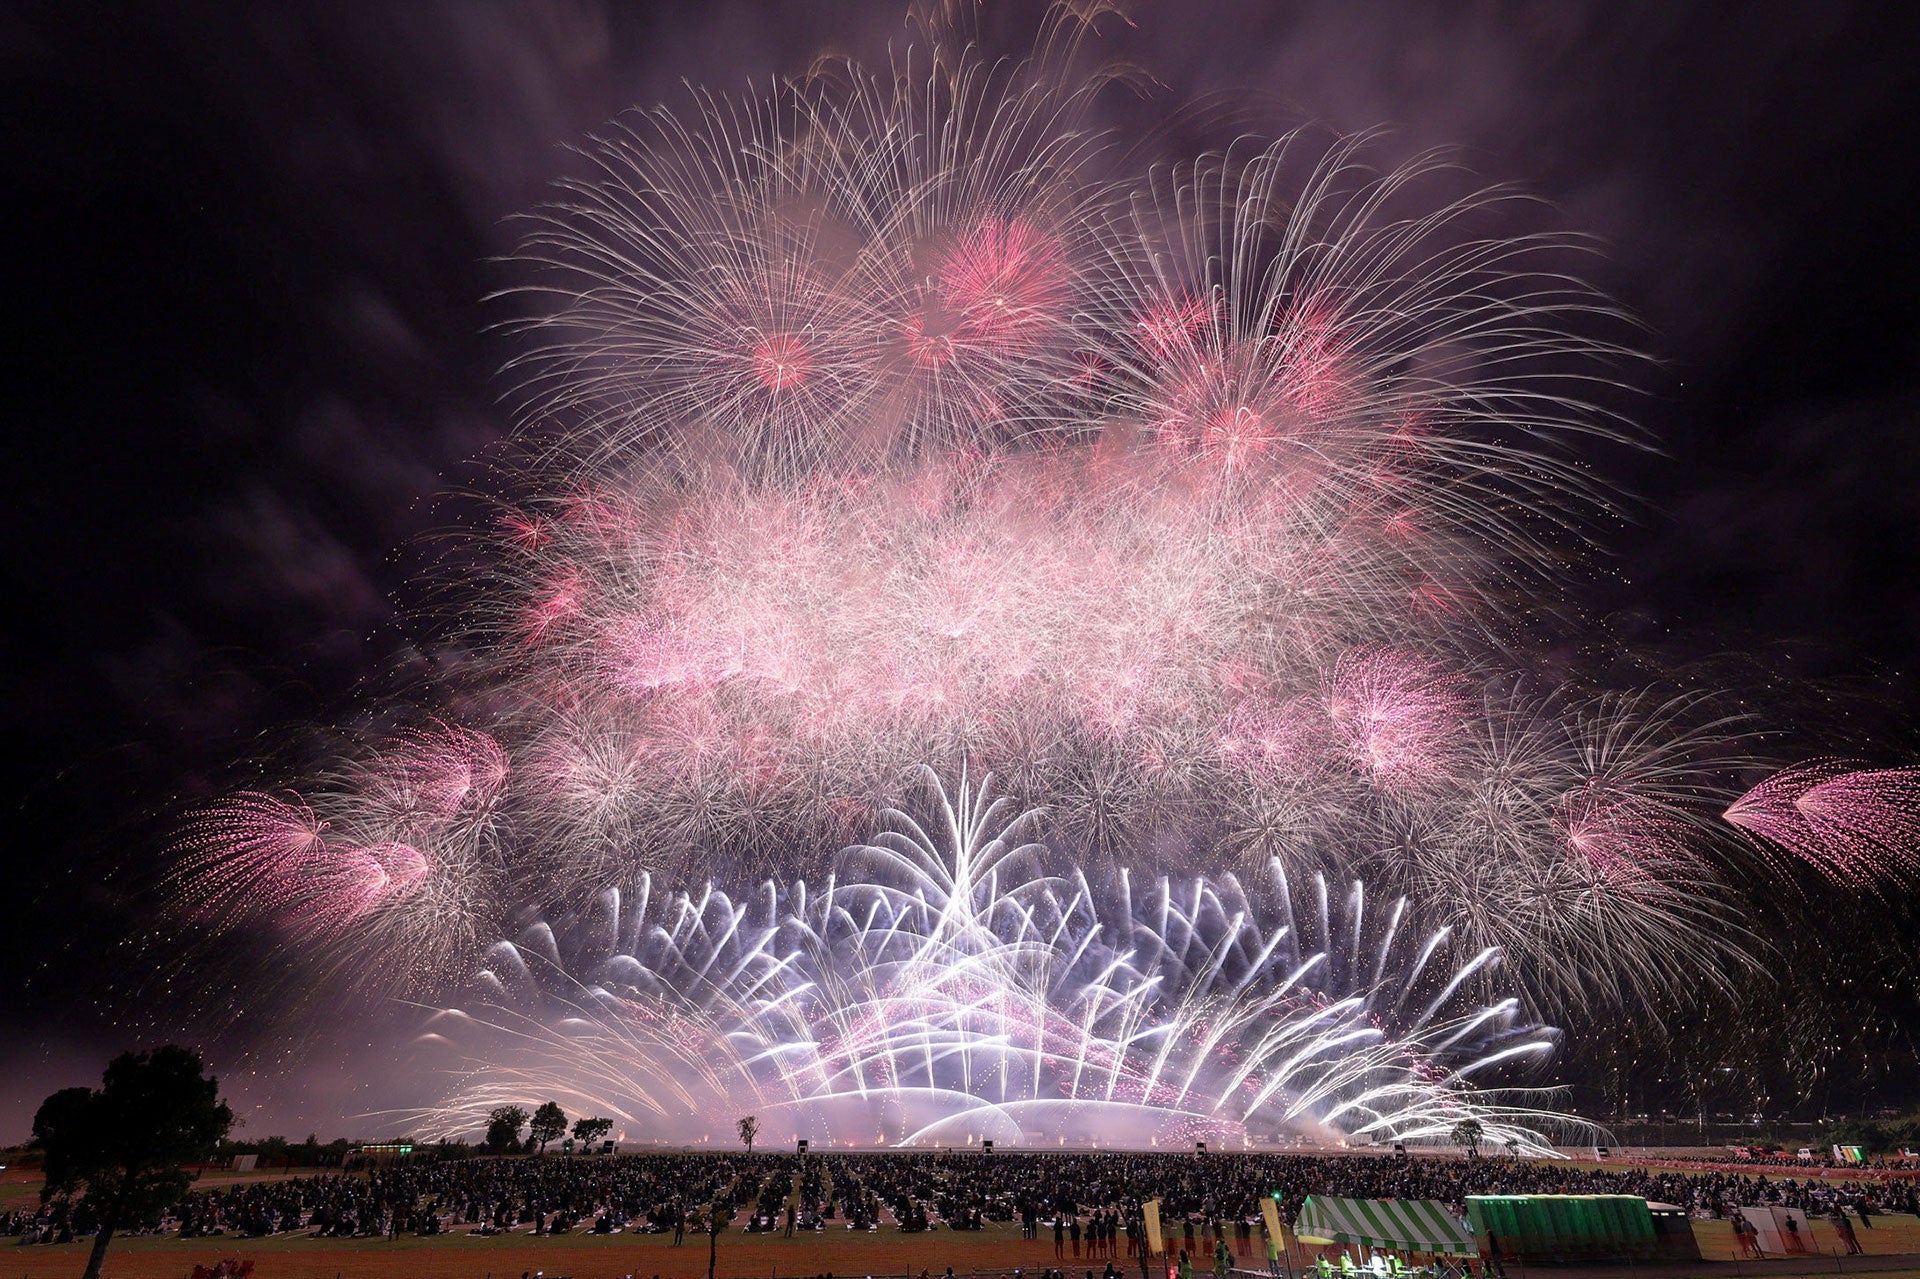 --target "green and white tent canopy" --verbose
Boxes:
[1295,1196,1477,1256]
